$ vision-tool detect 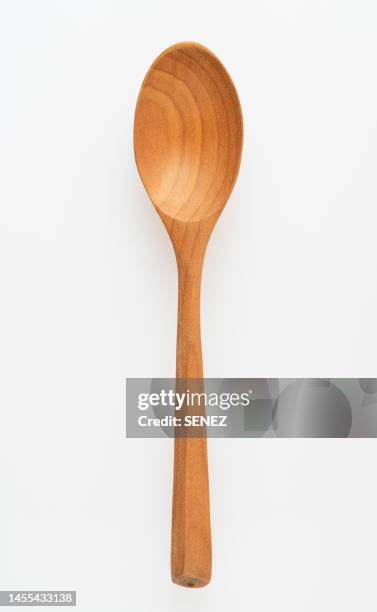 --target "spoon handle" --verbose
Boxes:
[171,253,212,588]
